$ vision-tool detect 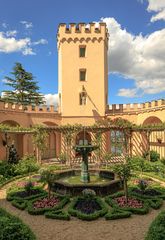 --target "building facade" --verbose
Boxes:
[0,23,165,161]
